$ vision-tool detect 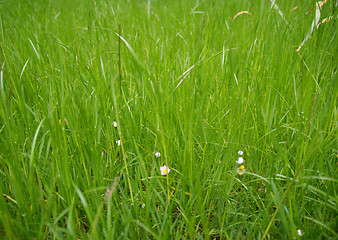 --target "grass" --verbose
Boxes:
[0,0,337,239]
